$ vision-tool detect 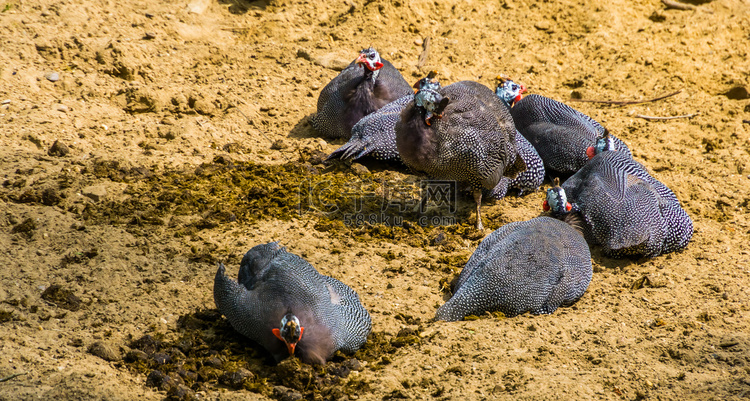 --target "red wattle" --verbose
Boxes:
[586,146,596,160]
